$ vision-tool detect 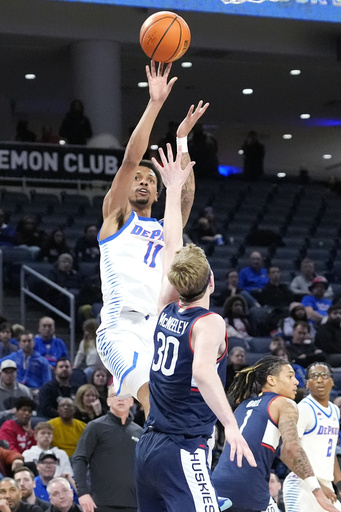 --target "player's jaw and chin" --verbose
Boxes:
[275,365,298,400]
[129,188,158,209]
